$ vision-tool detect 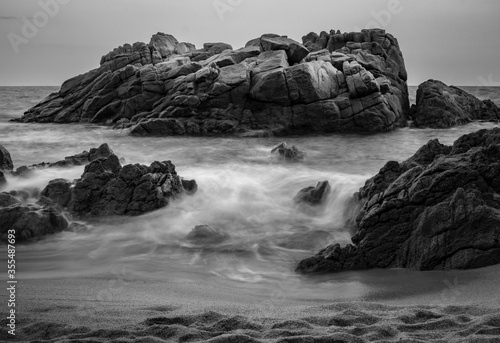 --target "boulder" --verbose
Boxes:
[271,142,305,161]
[181,179,198,195]
[185,225,231,245]
[40,179,72,208]
[294,181,331,206]
[259,35,309,64]
[412,80,500,128]
[297,128,500,274]
[0,204,69,242]
[69,154,189,216]
[0,144,14,171]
